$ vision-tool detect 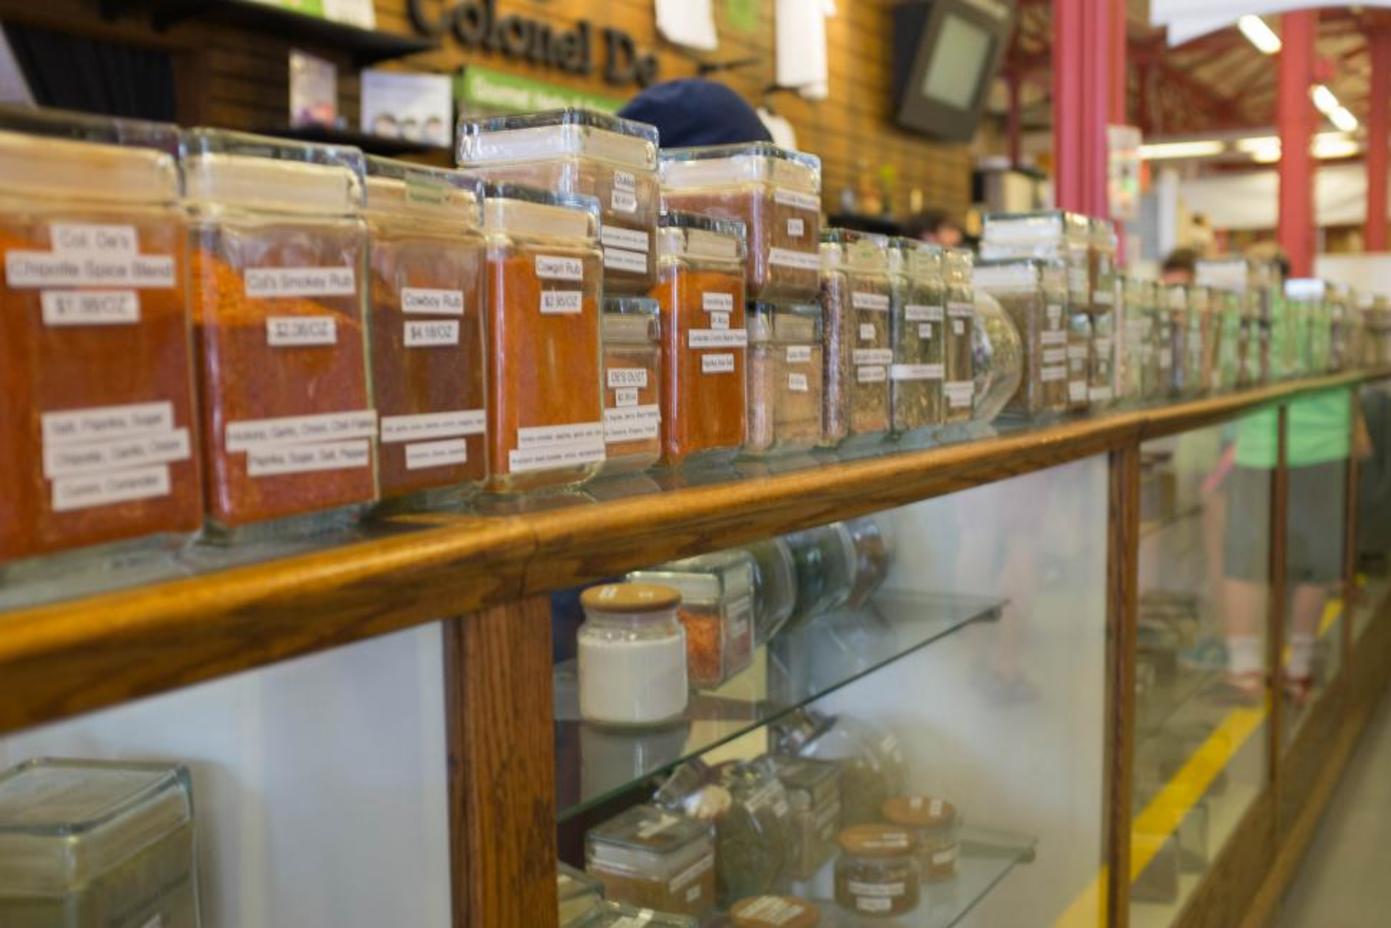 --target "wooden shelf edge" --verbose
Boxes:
[0,370,1384,736]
